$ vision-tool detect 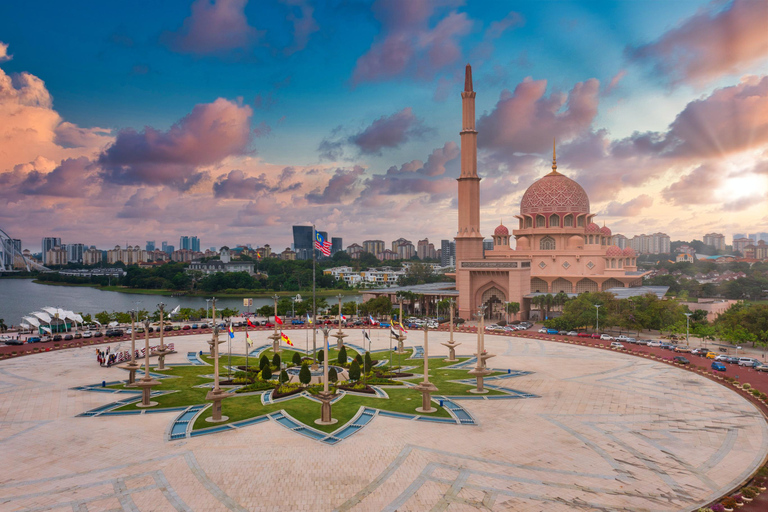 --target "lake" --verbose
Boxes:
[0,279,358,328]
